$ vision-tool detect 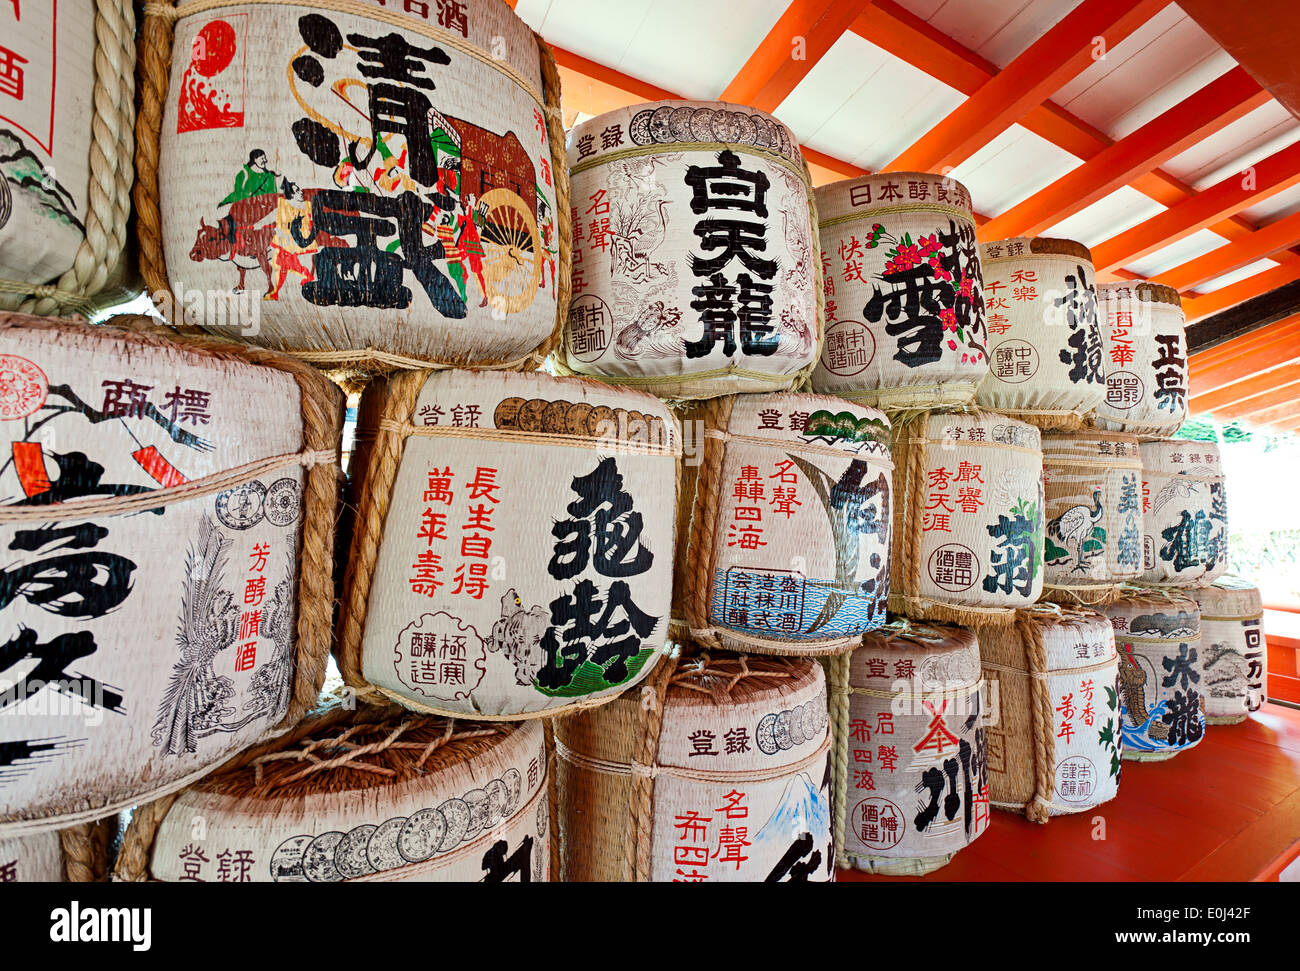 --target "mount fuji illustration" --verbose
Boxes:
[754,770,832,854]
